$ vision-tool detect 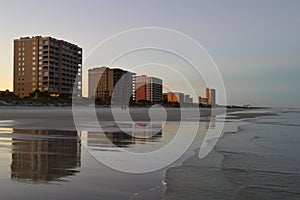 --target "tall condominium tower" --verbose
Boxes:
[135,75,163,103]
[88,67,135,104]
[206,87,216,106]
[13,36,82,98]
